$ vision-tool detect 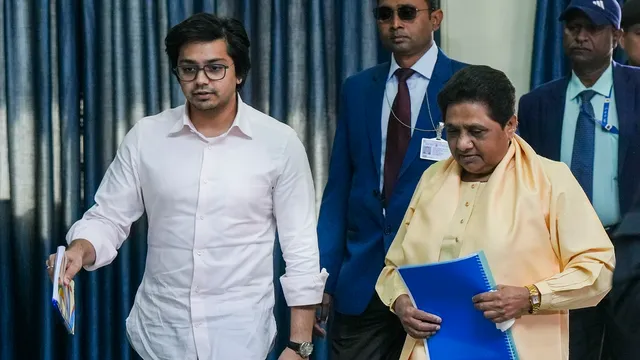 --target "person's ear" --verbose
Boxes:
[430,9,443,32]
[613,28,624,49]
[505,115,518,139]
